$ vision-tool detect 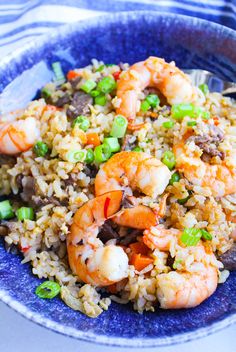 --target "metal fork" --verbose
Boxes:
[183,69,236,96]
